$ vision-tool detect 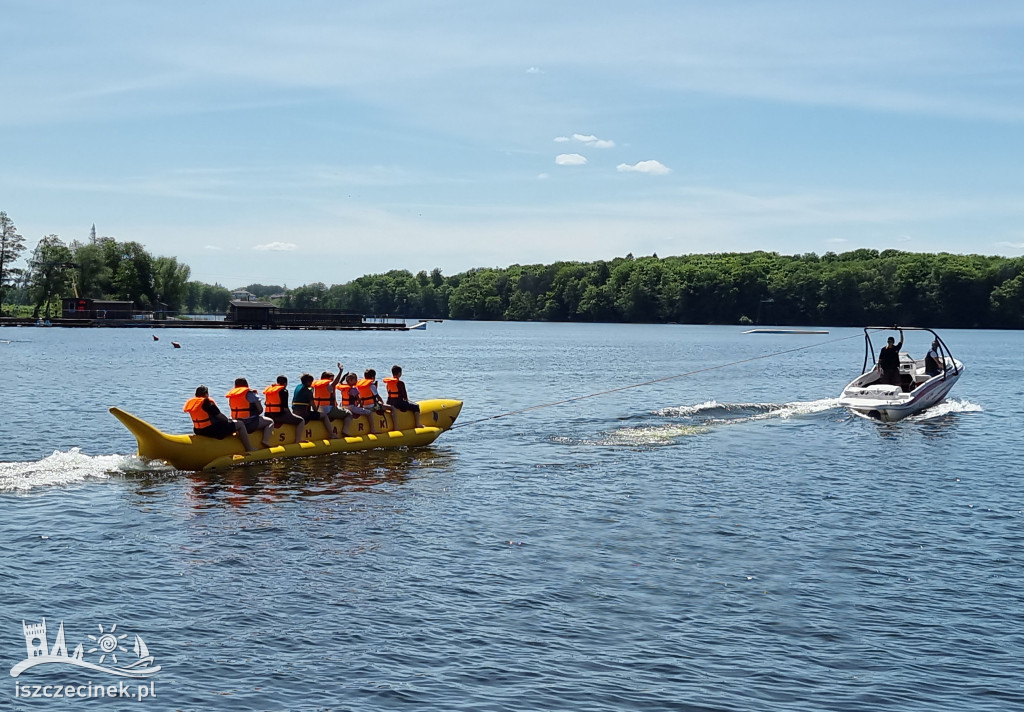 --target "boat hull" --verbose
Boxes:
[110,399,463,471]
[839,368,962,422]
